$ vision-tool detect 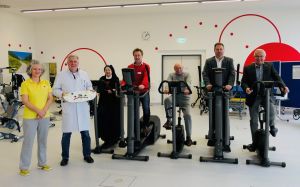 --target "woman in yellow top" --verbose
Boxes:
[19,60,53,176]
